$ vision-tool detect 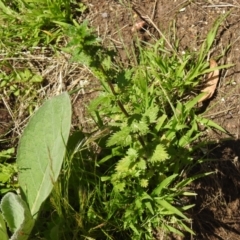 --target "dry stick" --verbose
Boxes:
[1,94,21,136]
[202,4,240,8]
[237,118,239,139]
[166,0,191,15]
[202,107,236,118]
[131,5,182,62]
[144,16,180,57]
[151,0,158,20]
